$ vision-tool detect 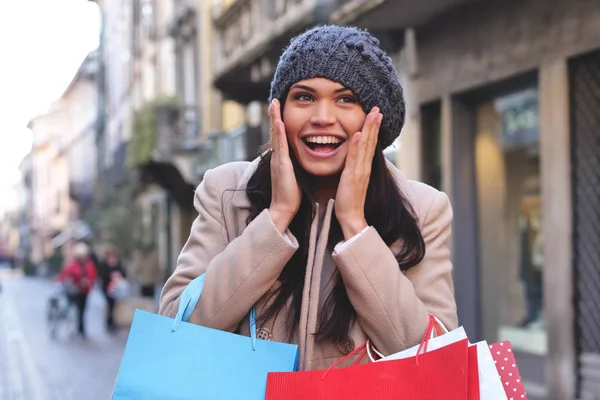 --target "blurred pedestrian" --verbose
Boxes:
[98,244,127,332]
[159,25,457,371]
[56,241,97,338]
